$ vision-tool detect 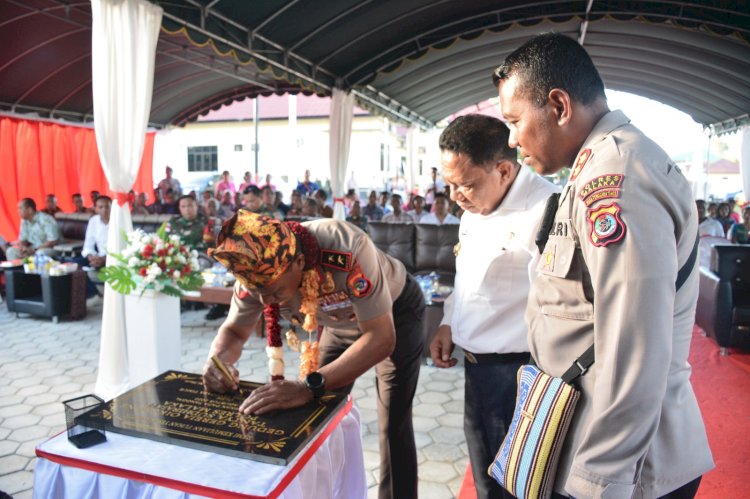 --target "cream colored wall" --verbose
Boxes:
[152,115,439,197]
